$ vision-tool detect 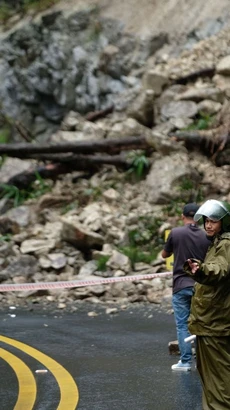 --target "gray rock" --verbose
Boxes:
[161,100,198,119]
[0,255,38,281]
